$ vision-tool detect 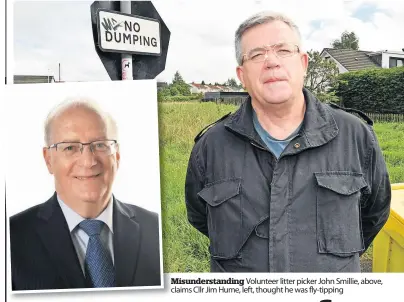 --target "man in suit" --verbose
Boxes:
[10,99,161,290]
